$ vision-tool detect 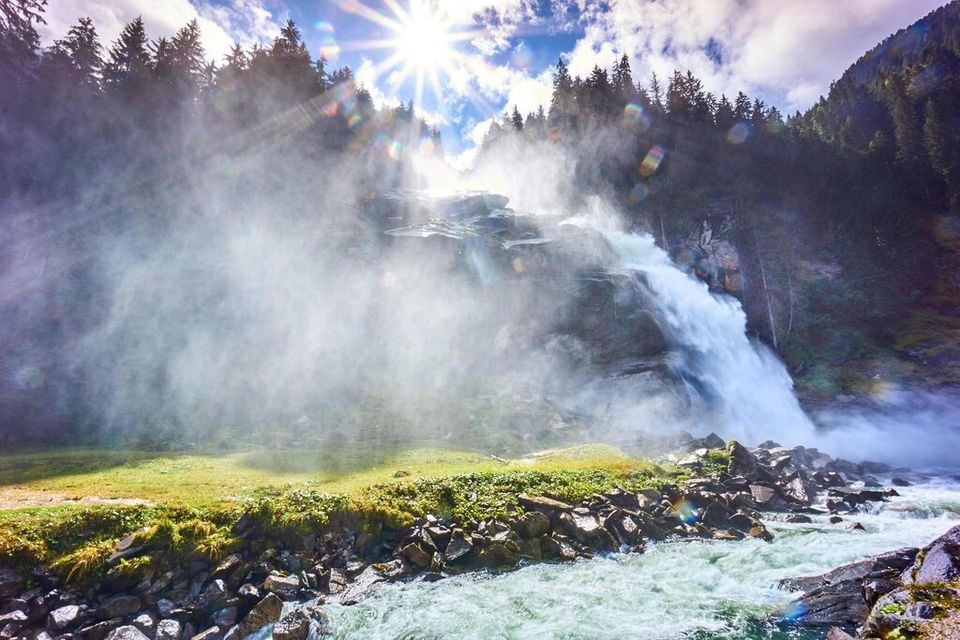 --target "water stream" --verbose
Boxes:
[312,481,960,639]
